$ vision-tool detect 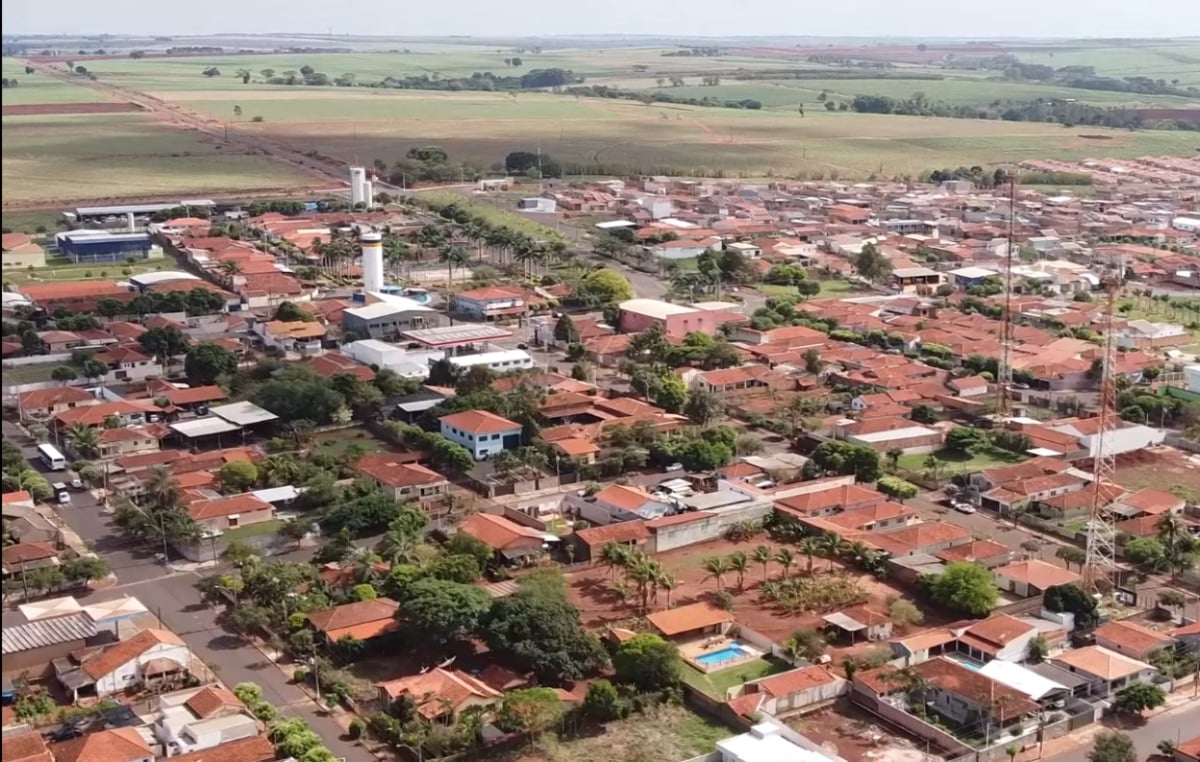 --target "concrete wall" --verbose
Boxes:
[652,502,773,553]
[850,686,974,760]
